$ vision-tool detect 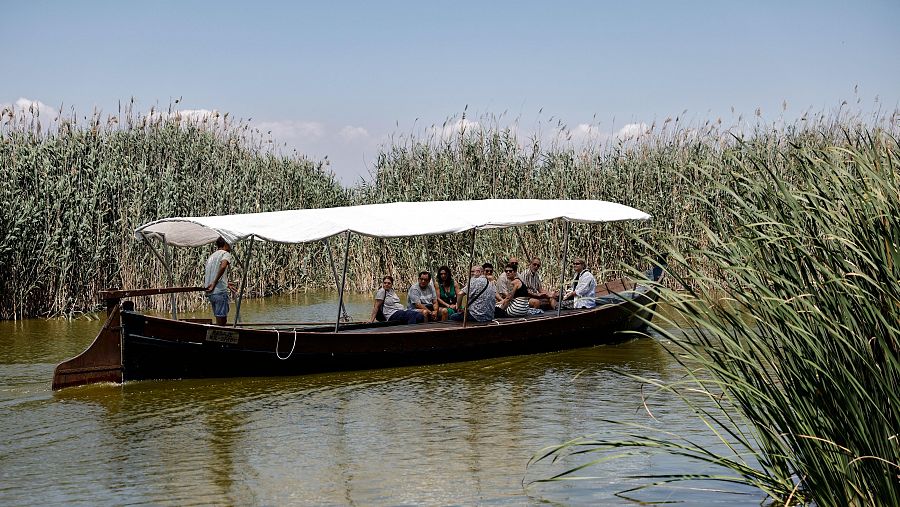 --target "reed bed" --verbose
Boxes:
[0,103,348,319]
[1,103,894,320]
[529,121,900,504]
